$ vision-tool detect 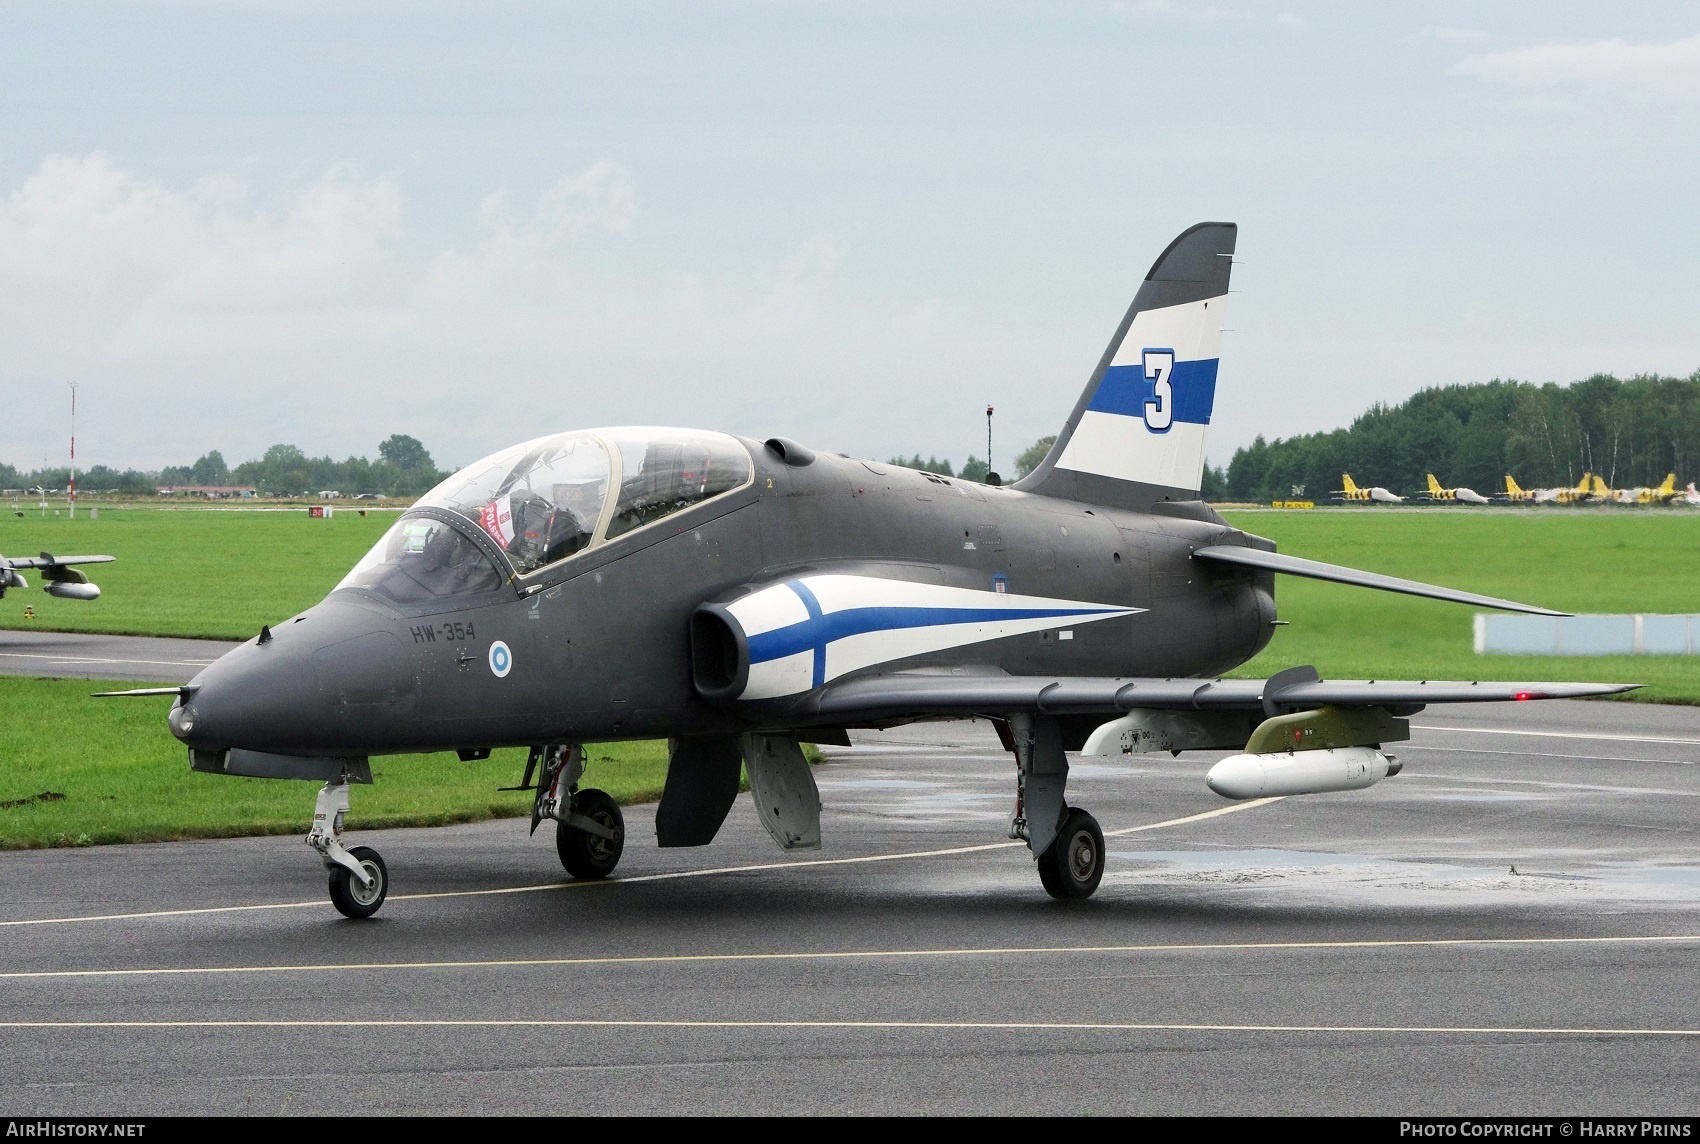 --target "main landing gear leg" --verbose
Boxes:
[532,744,625,880]
[308,777,388,919]
[1007,713,1104,901]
